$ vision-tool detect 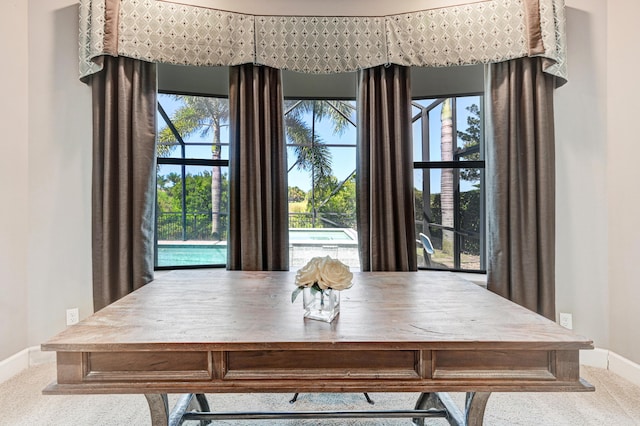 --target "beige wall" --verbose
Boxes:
[26,0,93,348]
[557,0,640,364]
[555,0,610,351]
[0,0,30,360]
[606,0,640,364]
[2,0,638,367]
